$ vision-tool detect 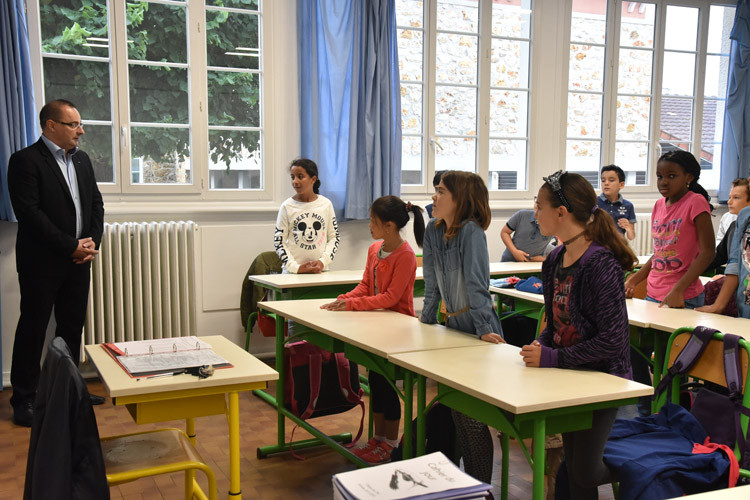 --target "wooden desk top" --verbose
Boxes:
[258,298,487,358]
[624,298,750,338]
[672,485,750,499]
[249,262,543,290]
[489,286,544,304]
[85,335,278,398]
[390,344,652,414]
